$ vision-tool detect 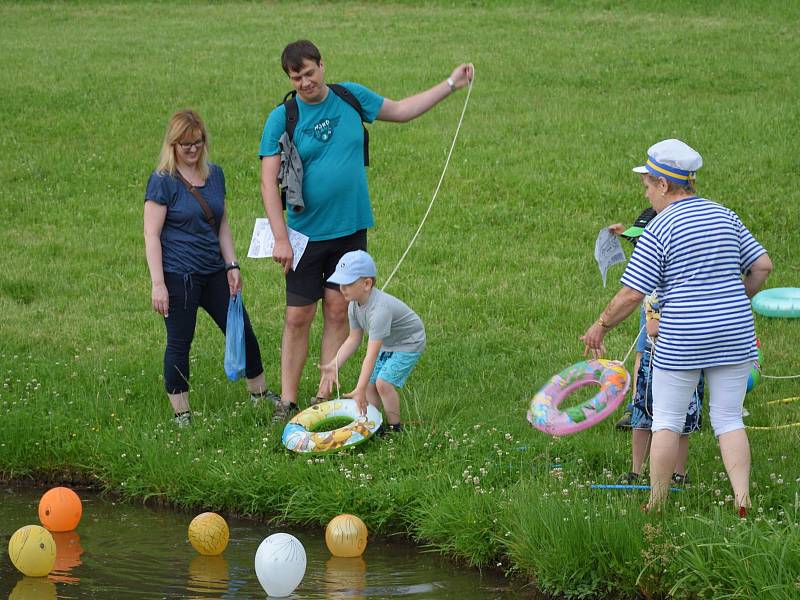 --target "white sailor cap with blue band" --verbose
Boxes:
[632,139,703,184]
